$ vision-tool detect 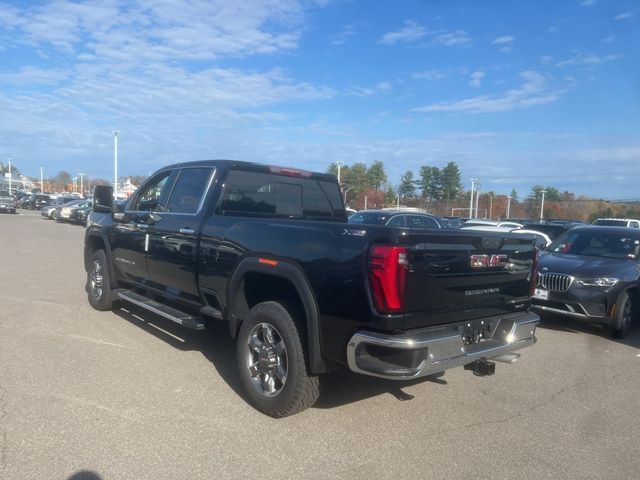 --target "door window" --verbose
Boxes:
[131,172,172,212]
[386,215,406,227]
[166,168,214,214]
